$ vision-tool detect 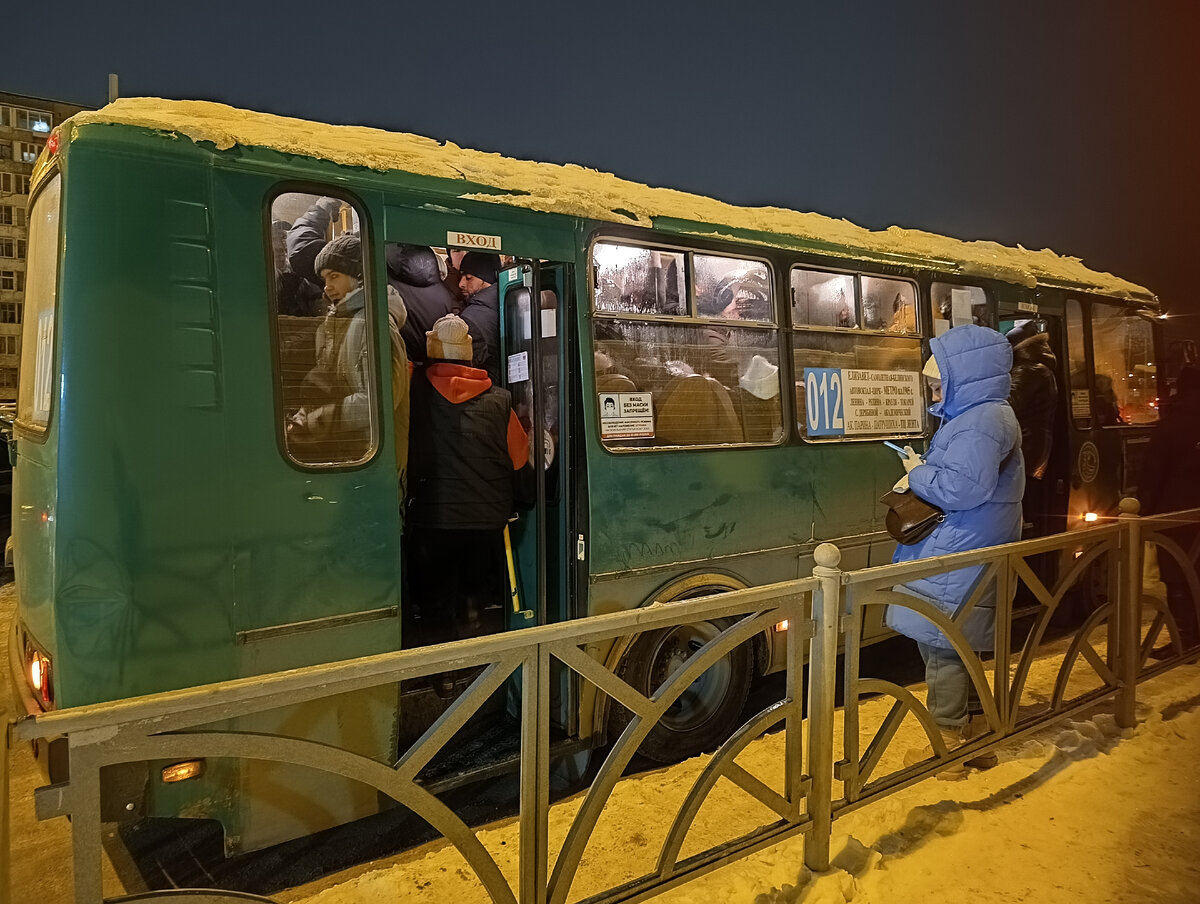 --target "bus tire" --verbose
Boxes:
[610,618,753,763]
